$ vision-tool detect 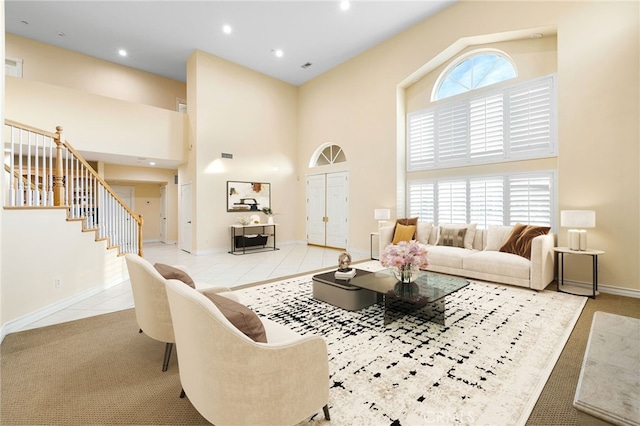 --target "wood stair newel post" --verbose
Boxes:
[54,126,66,207]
